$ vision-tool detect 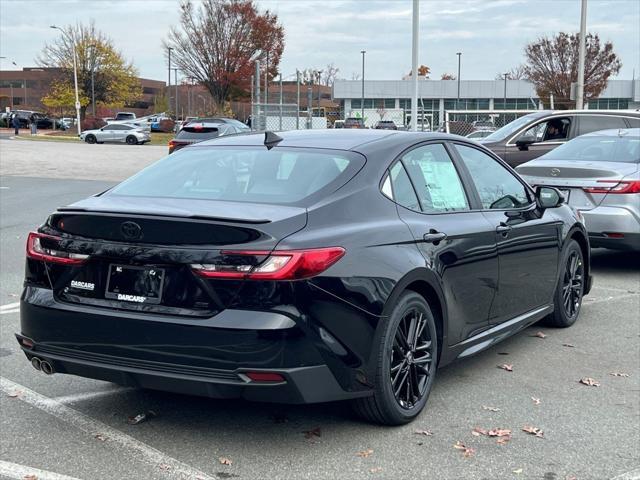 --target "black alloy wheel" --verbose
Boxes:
[126,135,138,145]
[353,291,437,425]
[544,239,584,328]
[85,134,96,144]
